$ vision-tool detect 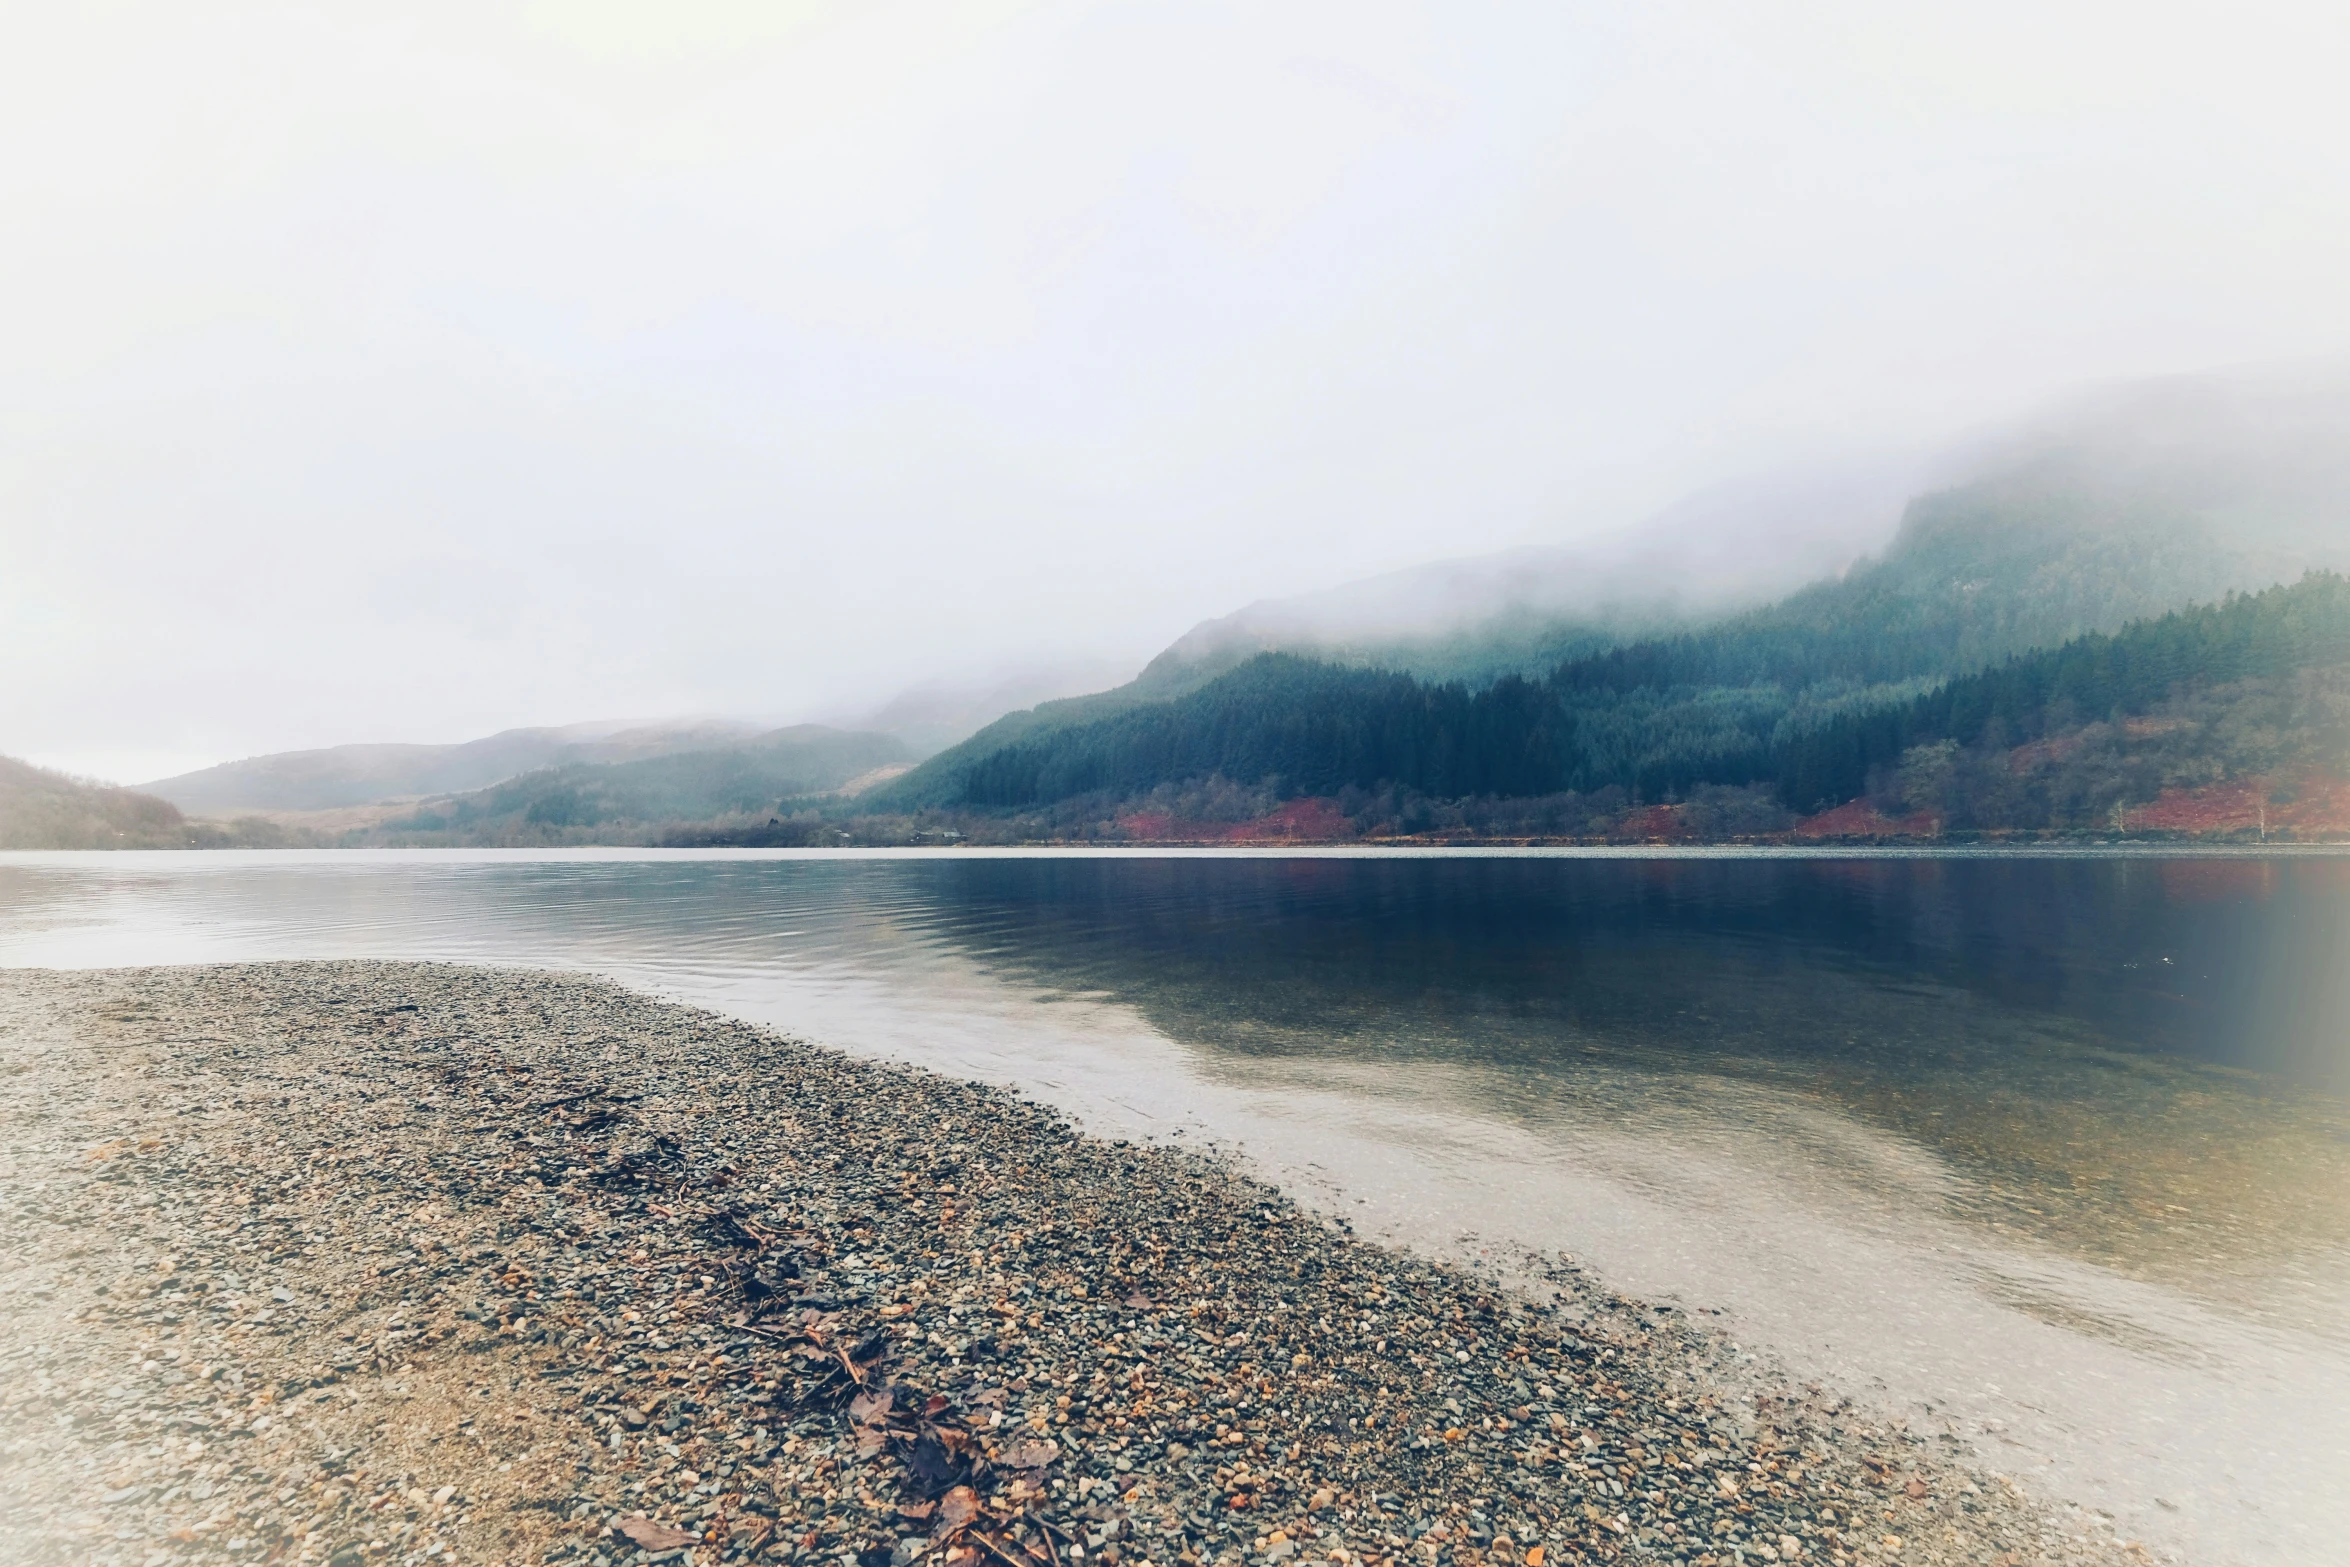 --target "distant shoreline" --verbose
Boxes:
[9,837,2350,861]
